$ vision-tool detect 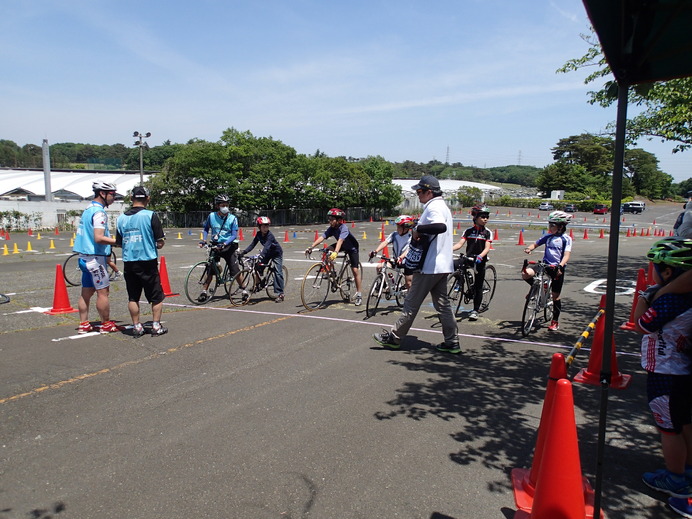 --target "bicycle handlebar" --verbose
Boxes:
[369,254,399,268]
